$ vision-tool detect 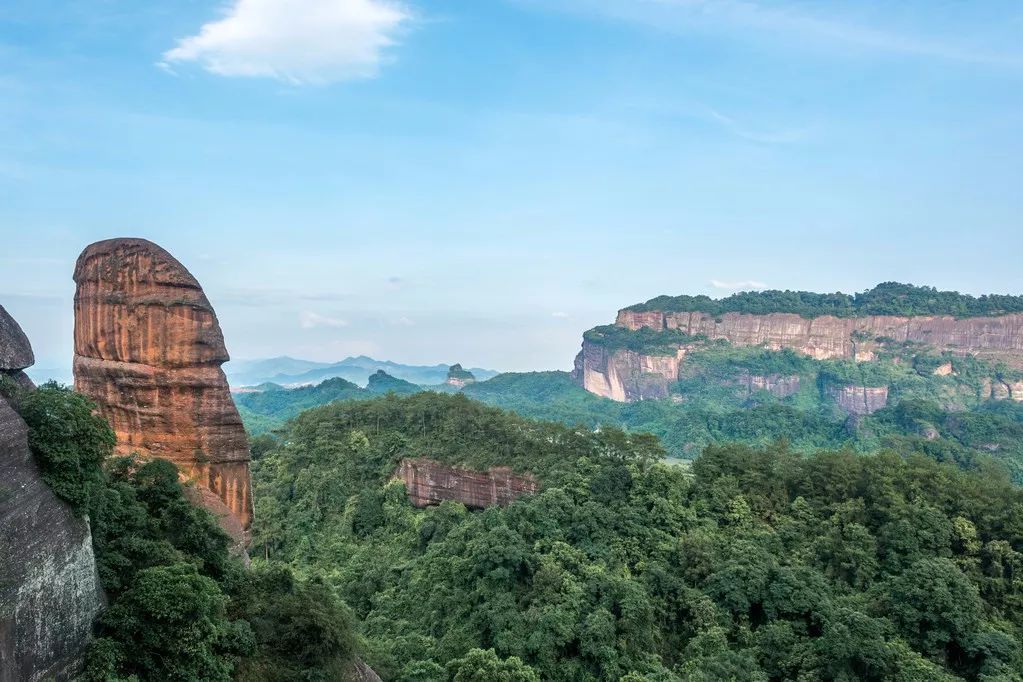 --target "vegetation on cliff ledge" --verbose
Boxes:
[252,392,1023,681]
[582,324,703,355]
[626,282,1023,318]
